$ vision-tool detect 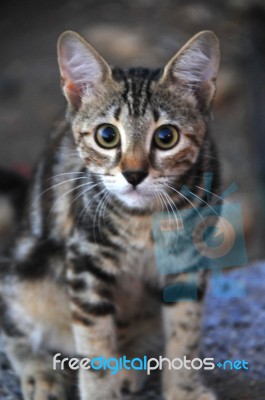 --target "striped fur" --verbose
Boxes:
[0,31,220,400]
